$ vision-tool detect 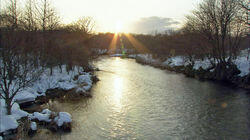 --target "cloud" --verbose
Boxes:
[130,16,179,34]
